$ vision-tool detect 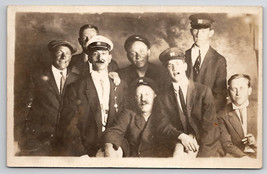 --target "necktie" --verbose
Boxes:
[100,78,108,129]
[178,86,188,133]
[238,109,244,124]
[193,50,201,81]
[60,71,66,95]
